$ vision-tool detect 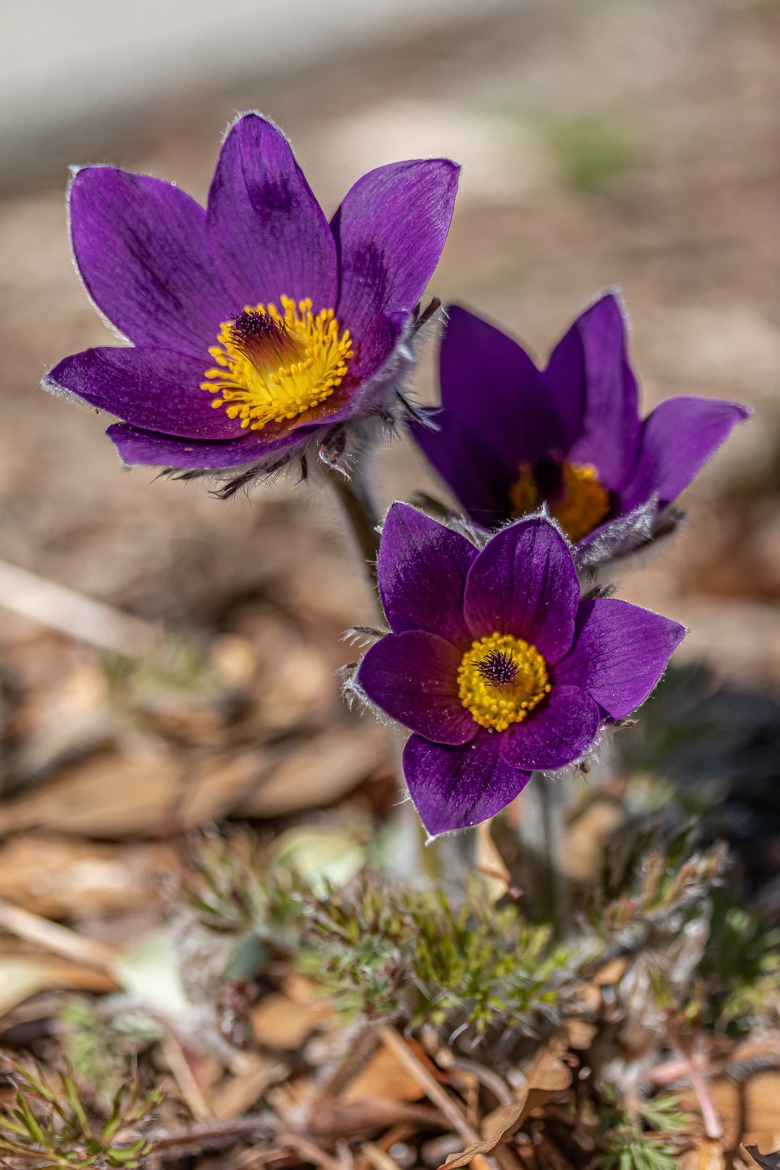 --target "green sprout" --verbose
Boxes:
[0,1057,162,1170]
[597,1091,691,1170]
[299,873,573,1036]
